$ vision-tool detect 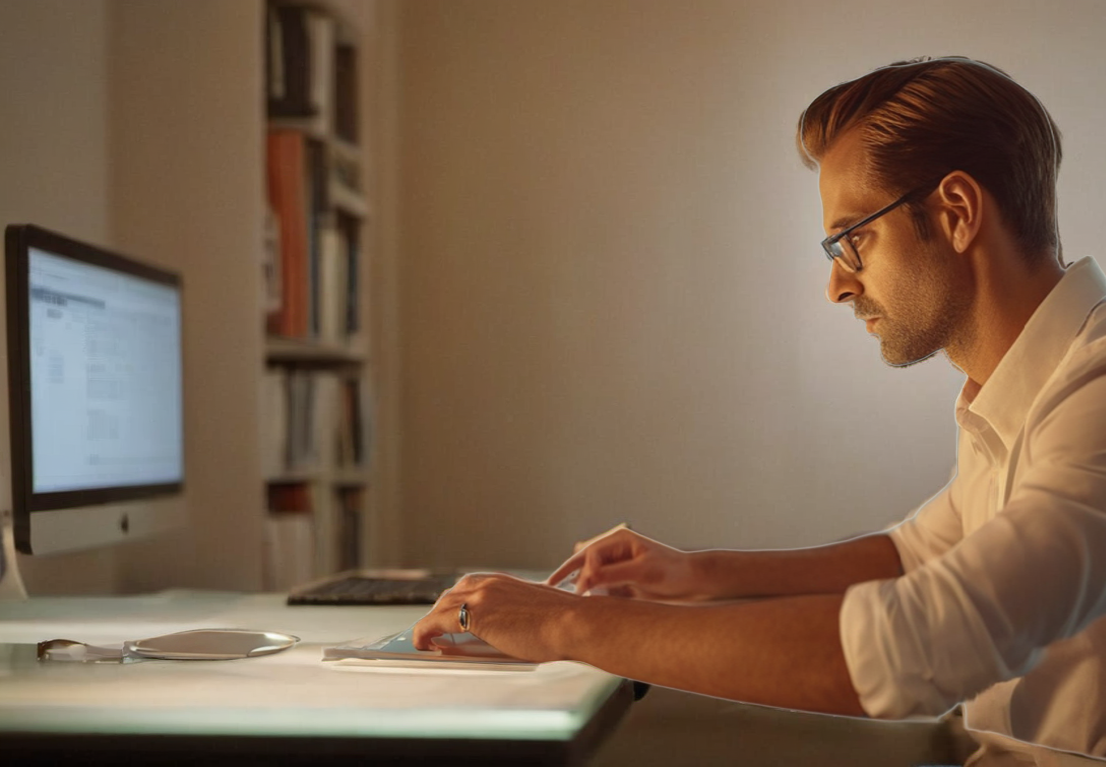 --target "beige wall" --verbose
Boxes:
[1,0,266,594]
[3,0,1105,591]
[107,0,265,592]
[396,0,1106,569]
[0,0,117,592]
